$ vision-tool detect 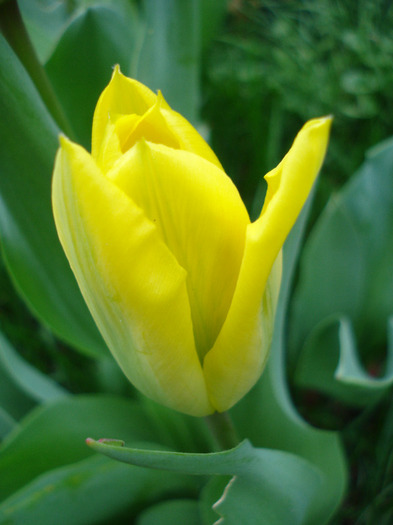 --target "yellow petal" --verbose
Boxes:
[52,136,213,416]
[107,140,249,361]
[204,116,332,411]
